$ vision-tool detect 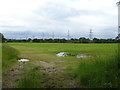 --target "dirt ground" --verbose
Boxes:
[3,60,79,88]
